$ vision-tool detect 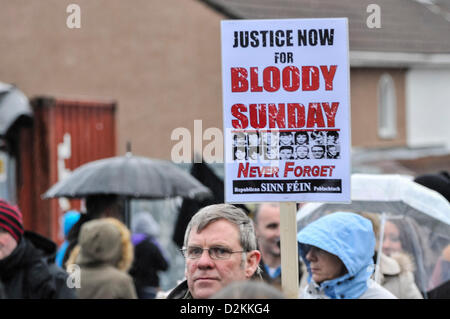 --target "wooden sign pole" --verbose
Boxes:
[279,202,299,299]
